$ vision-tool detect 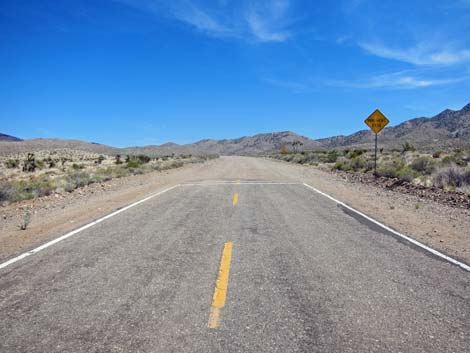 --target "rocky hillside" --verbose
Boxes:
[0,139,119,156]
[318,103,470,150]
[0,133,22,142]
[1,103,469,156]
